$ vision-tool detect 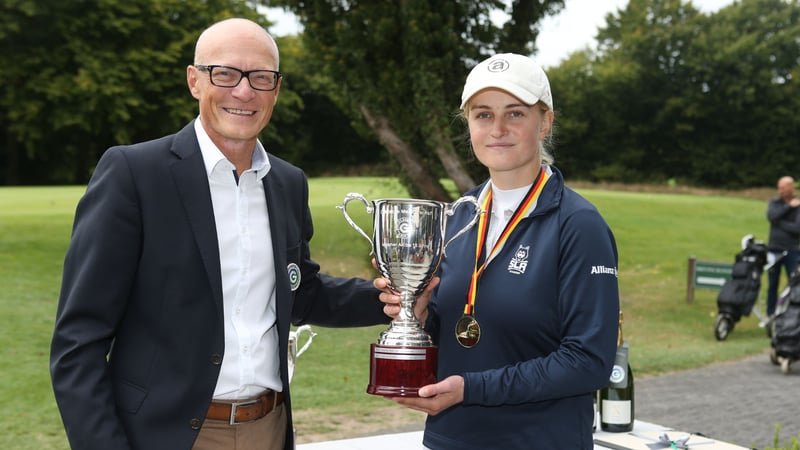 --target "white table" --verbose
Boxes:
[297,420,670,450]
[297,430,422,450]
